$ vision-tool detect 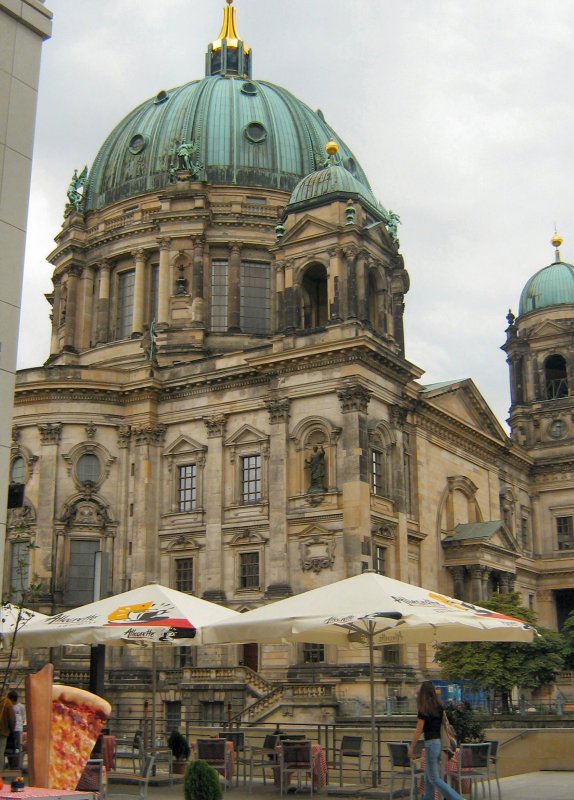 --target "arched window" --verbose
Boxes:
[545,354,568,399]
[301,264,328,329]
[10,456,26,483]
[77,453,101,484]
